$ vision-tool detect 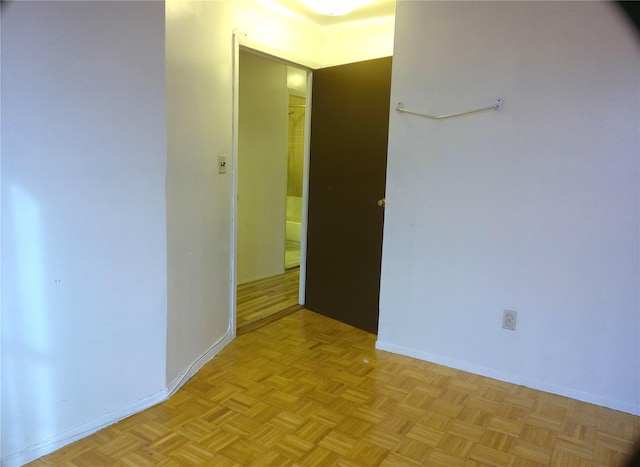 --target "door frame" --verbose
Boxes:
[230,31,315,330]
